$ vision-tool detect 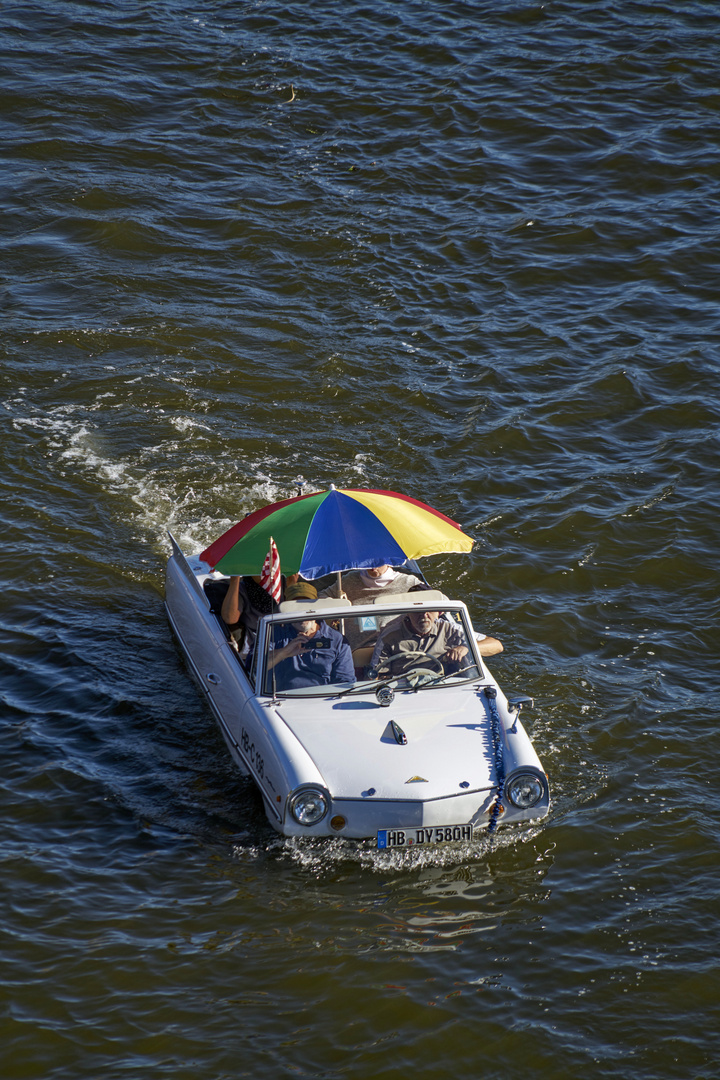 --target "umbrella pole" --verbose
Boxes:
[336,571,345,635]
